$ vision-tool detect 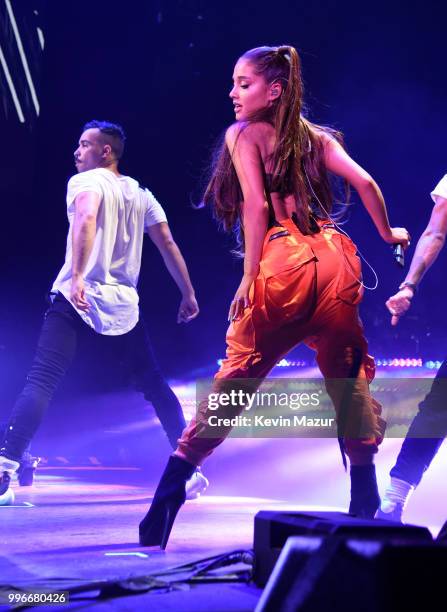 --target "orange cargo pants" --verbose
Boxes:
[176,218,385,466]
